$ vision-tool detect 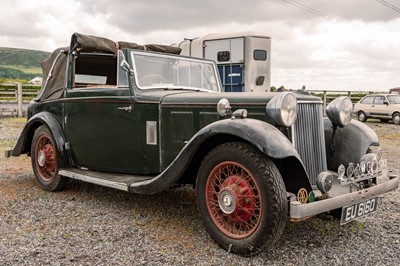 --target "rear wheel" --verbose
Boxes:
[357,111,367,122]
[31,125,68,191]
[393,113,400,125]
[196,142,287,256]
